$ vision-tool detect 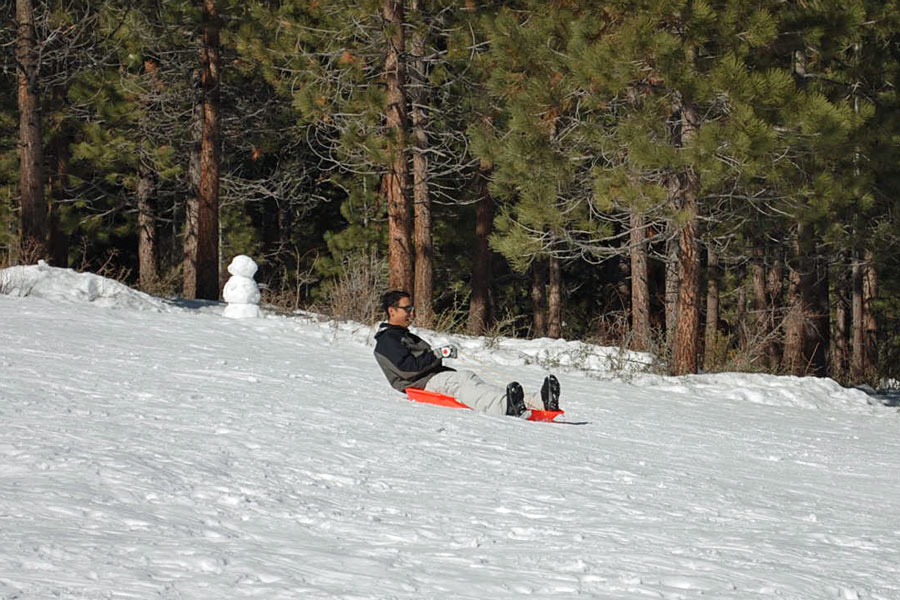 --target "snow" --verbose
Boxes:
[0,261,169,312]
[2,264,899,599]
